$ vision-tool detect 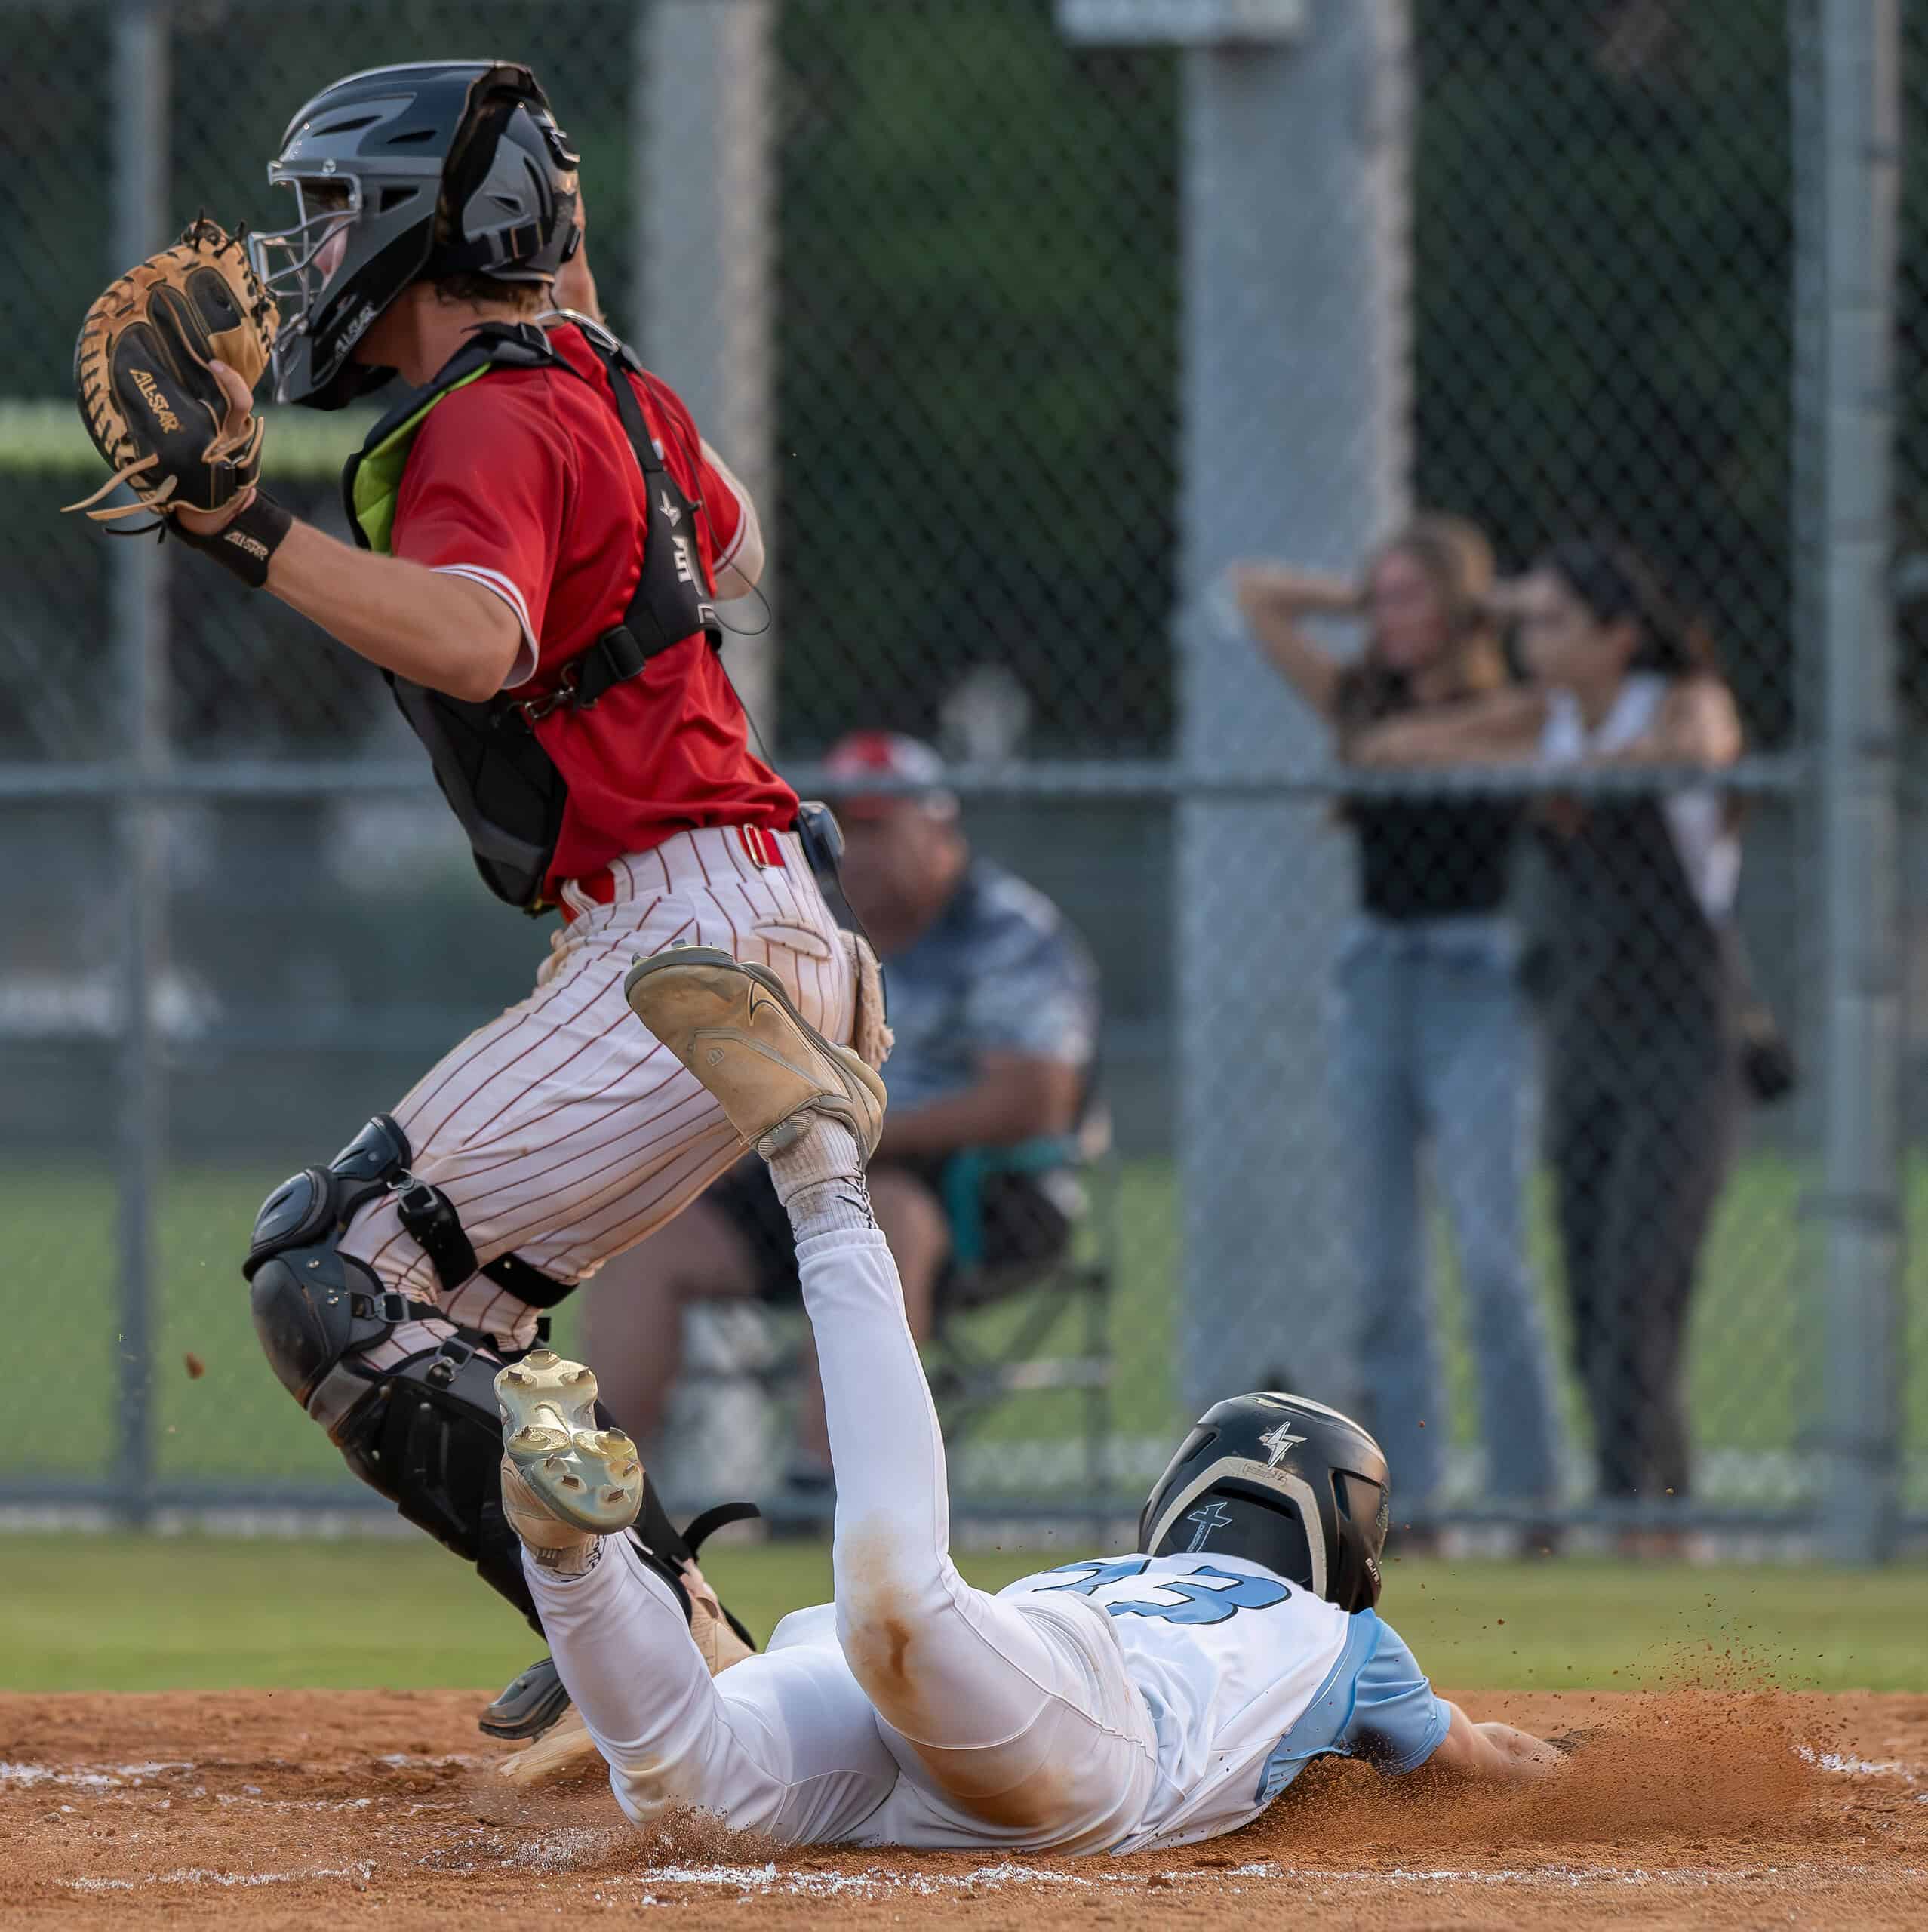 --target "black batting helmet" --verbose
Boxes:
[1139,1392,1390,1612]
[248,61,580,408]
